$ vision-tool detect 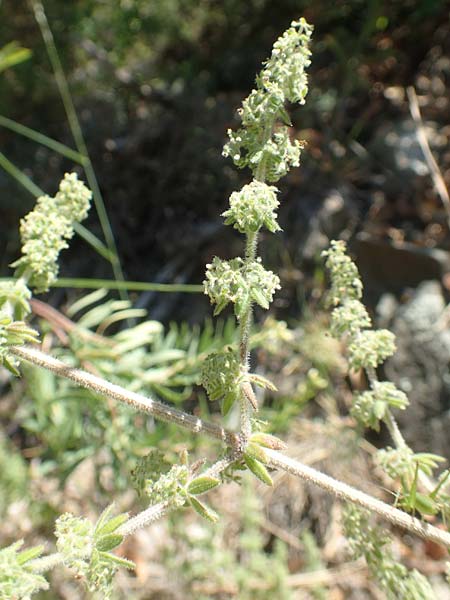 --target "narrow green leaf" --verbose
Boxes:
[250,432,286,450]
[187,476,220,496]
[244,443,269,464]
[188,496,219,522]
[2,356,20,376]
[247,373,277,391]
[244,455,273,486]
[250,288,269,310]
[222,391,237,416]
[0,115,86,164]
[414,493,438,516]
[96,513,128,537]
[98,551,135,570]
[96,534,123,552]
[17,545,44,565]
